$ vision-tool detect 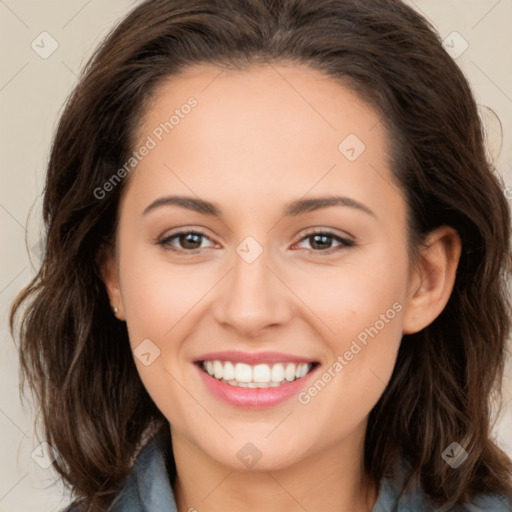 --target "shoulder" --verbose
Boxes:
[372,461,512,512]
[59,431,178,512]
[460,493,512,511]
